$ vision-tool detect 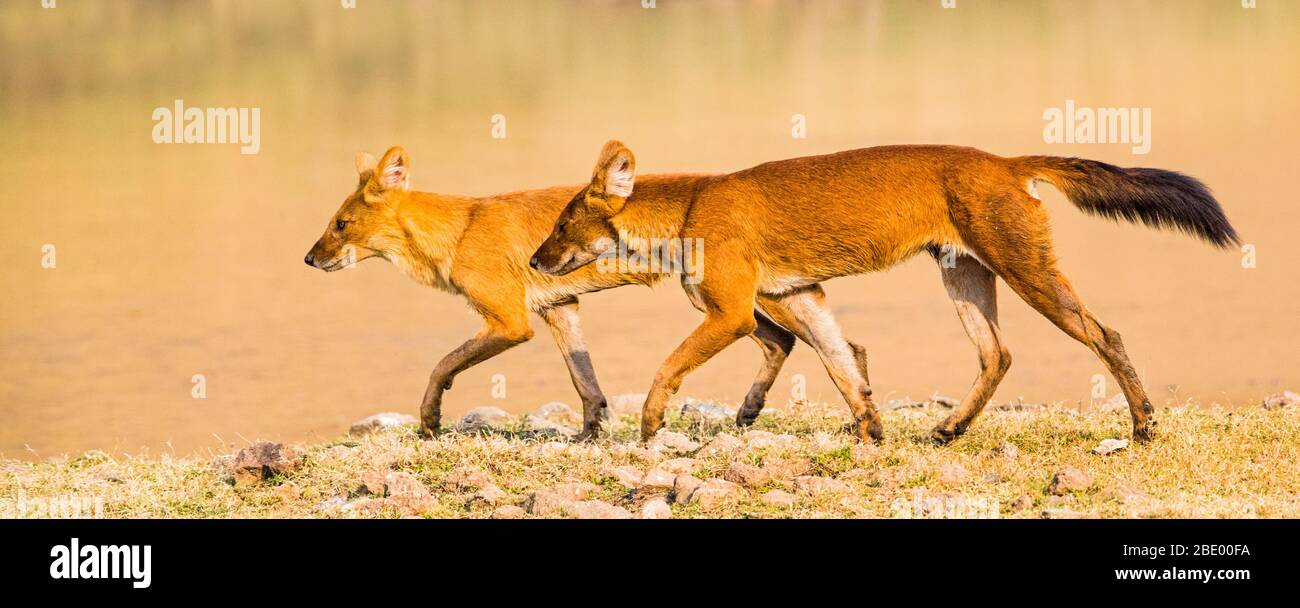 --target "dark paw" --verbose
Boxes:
[735,405,762,427]
[419,422,441,440]
[930,426,960,445]
[571,425,601,443]
[848,418,883,444]
[1132,420,1157,444]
